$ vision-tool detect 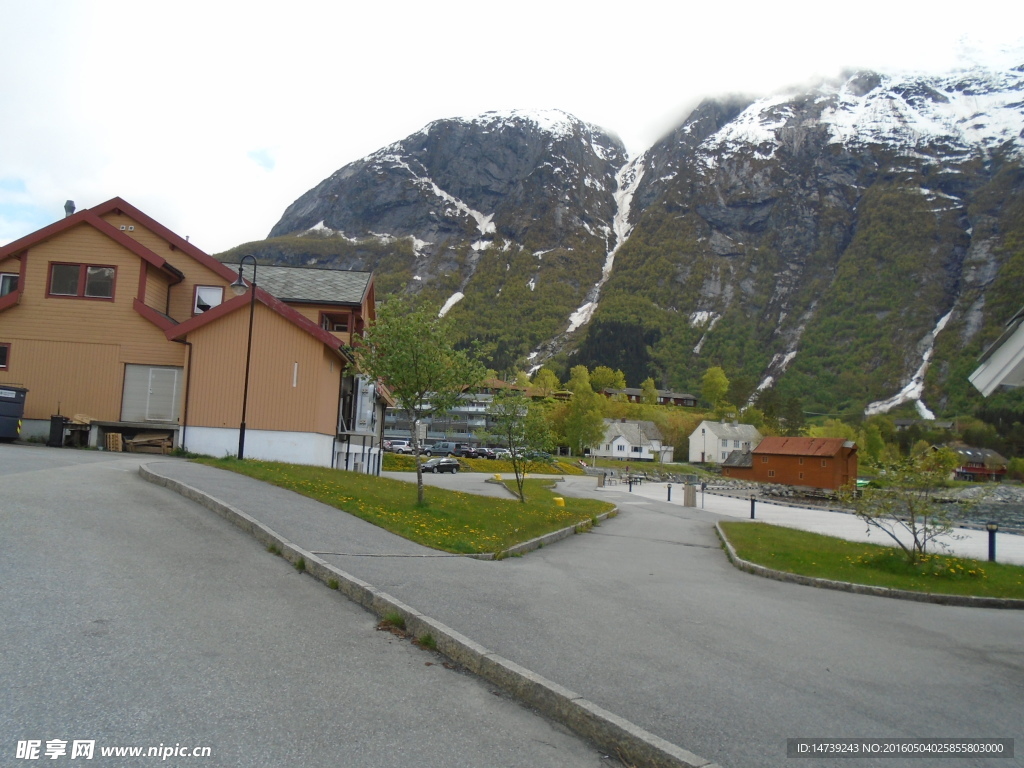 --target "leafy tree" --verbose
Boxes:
[350,298,485,504]
[564,366,606,456]
[838,448,965,565]
[808,418,858,441]
[640,377,659,405]
[739,405,766,431]
[531,367,561,397]
[701,366,730,408]
[591,365,627,393]
[486,390,553,502]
